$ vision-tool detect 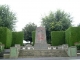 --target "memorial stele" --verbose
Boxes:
[34,27,48,50]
